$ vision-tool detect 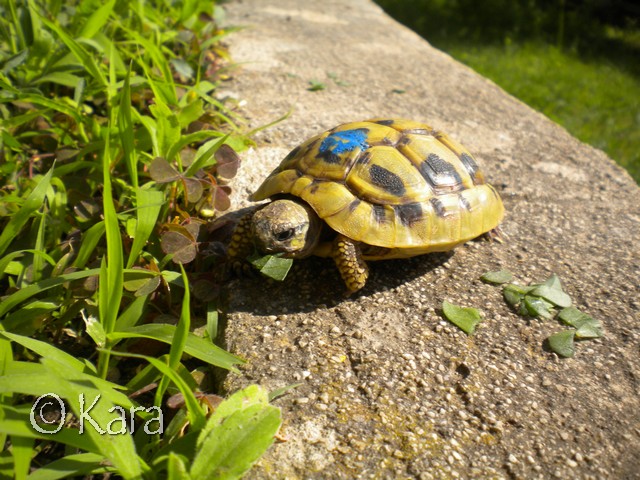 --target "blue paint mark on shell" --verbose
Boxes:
[319,128,369,156]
